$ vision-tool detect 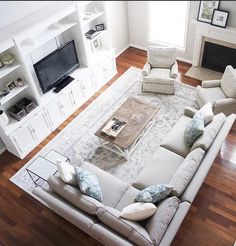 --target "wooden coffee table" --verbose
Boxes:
[95,97,160,160]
